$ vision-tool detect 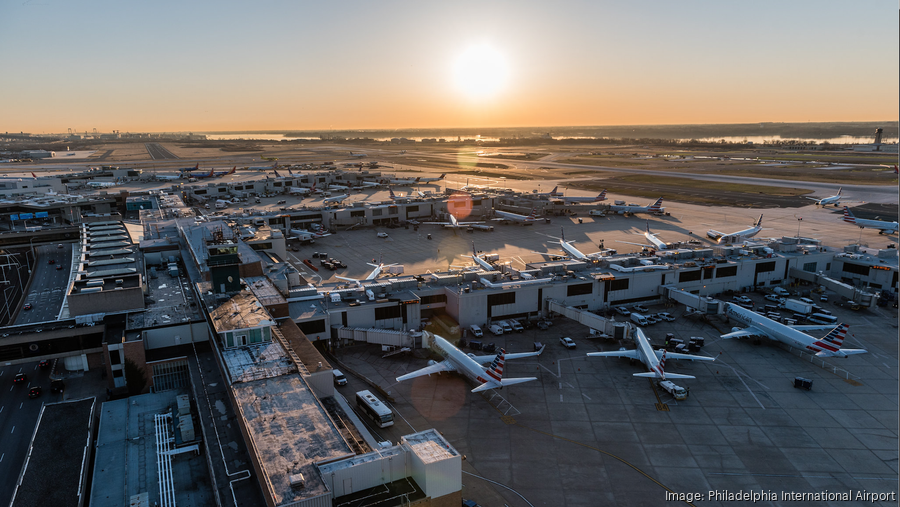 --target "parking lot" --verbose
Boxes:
[335,289,898,506]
